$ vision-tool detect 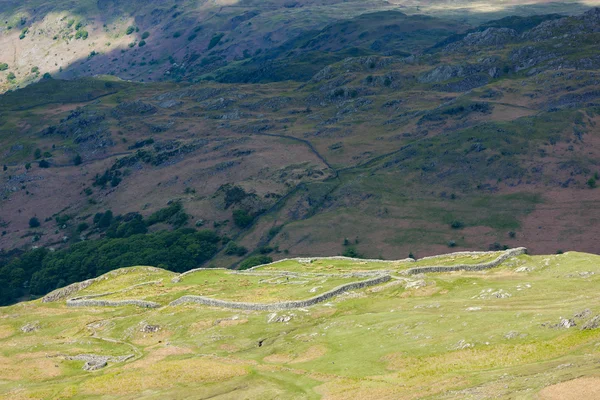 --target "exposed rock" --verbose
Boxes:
[574,309,592,319]
[581,316,600,330]
[267,313,294,323]
[473,288,512,299]
[504,331,519,339]
[445,28,518,52]
[83,360,107,371]
[112,101,157,119]
[404,279,426,289]
[452,339,474,350]
[515,266,532,273]
[158,100,183,109]
[20,322,40,333]
[559,318,576,328]
[141,324,160,333]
